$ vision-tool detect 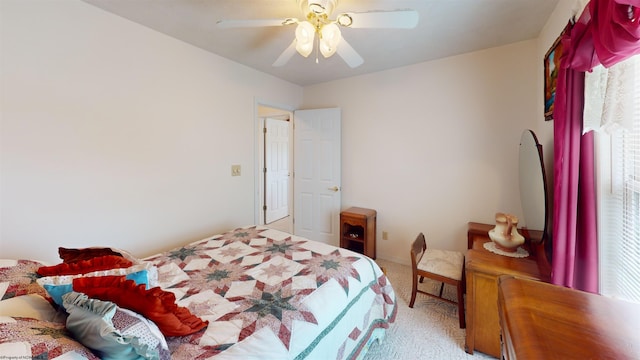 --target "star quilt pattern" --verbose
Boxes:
[145,226,396,359]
